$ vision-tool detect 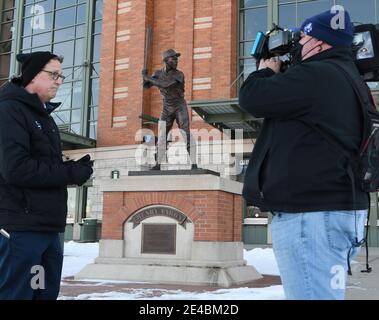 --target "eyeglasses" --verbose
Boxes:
[42,70,66,82]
